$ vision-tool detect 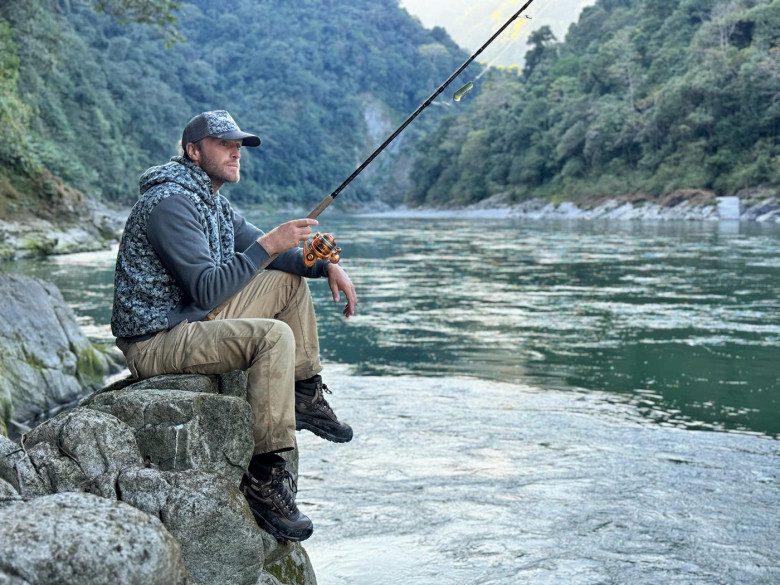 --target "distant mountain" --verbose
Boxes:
[399,0,596,67]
